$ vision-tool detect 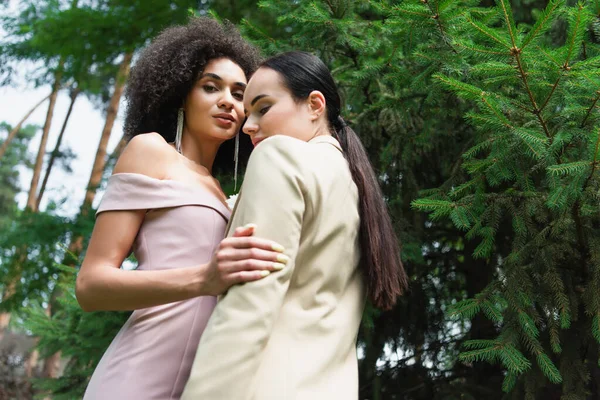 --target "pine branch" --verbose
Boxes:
[535,45,562,68]
[496,0,518,49]
[455,42,507,55]
[539,75,562,112]
[580,90,600,128]
[521,0,563,49]
[565,4,585,67]
[593,313,600,345]
[502,371,518,392]
[582,127,600,190]
[461,340,532,374]
[513,49,552,139]
[345,45,374,105]
[535,351,563,383]
[482,299,504,322]
[547,161,590,176]
[391,4,430,19]
[421,0,457,53]
[467,17,511,49]
[572,200,589,280]
[481,96,513,128]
